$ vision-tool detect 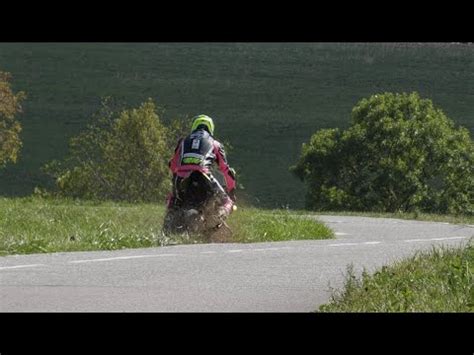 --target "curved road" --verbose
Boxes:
[1,216,473,312]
